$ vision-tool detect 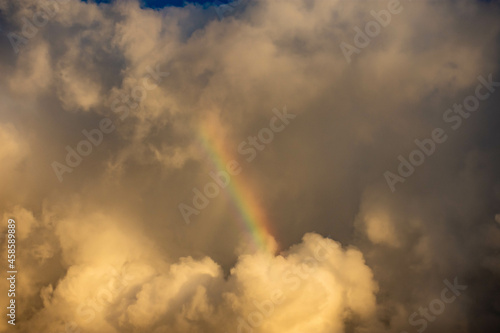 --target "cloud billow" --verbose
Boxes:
[0,0,500,332]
